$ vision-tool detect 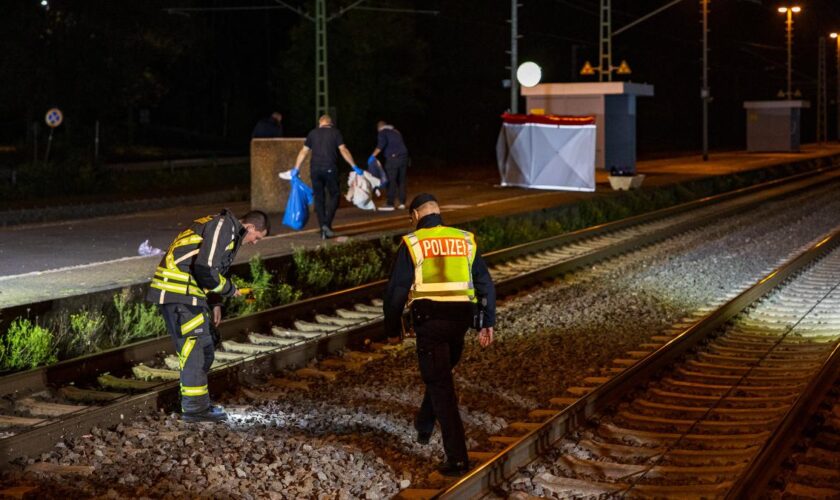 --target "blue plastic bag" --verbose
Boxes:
[282,173,313,230]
